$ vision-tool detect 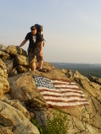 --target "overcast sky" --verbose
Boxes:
[0,0,101,64]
